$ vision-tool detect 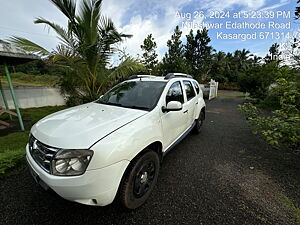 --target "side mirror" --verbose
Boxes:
[162,101,182,113]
